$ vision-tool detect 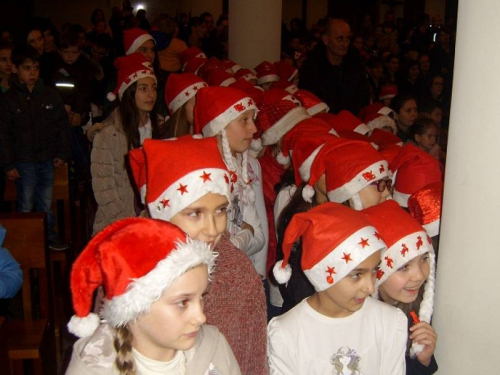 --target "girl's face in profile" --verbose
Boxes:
[225,110,257,154]
[128,264,208,361]
[170,193,228,250]
[379,253,431,304]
